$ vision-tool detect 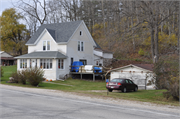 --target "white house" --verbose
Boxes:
[109,64,155,90]
[15,20,113,81]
